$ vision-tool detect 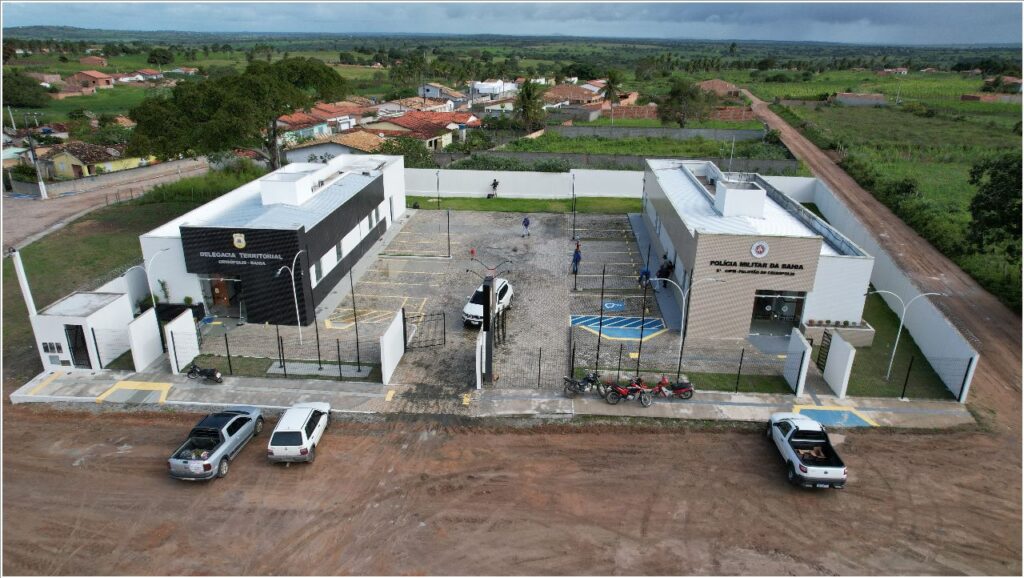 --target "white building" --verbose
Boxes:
[139,155,407,325]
